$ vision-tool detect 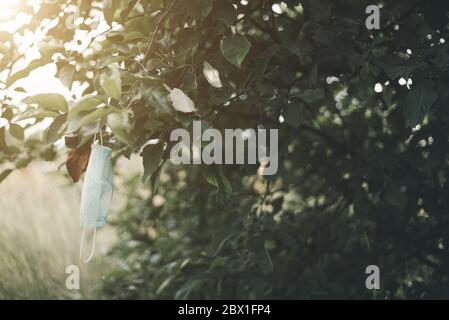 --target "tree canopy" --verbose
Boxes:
[1,0,449,299]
